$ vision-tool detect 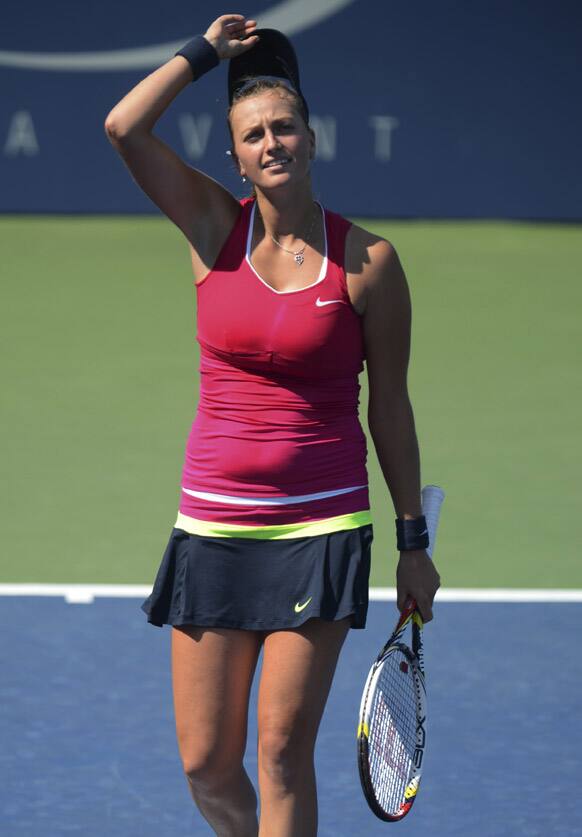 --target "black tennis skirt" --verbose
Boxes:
[141,524,373,631]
